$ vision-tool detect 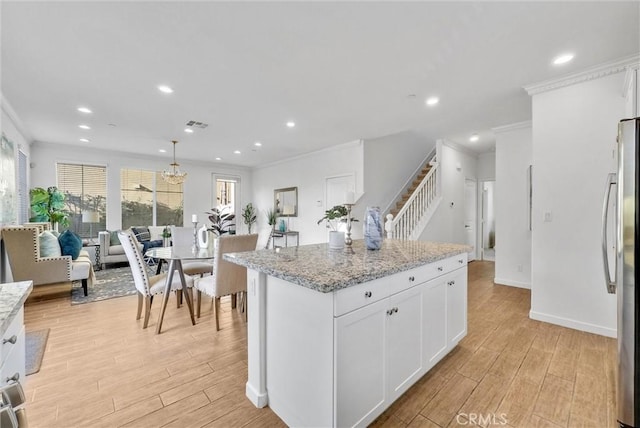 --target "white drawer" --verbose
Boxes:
[0,326,25,385]
[1,308,24,364]
[333,254,468,317]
